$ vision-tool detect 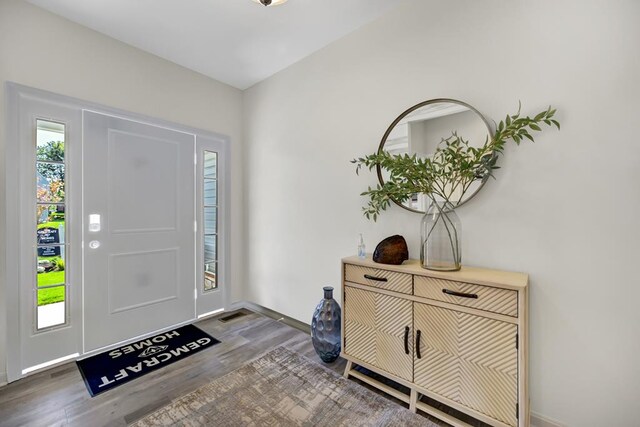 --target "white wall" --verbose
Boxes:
[0,0,243,384]
[243,0,640,425]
